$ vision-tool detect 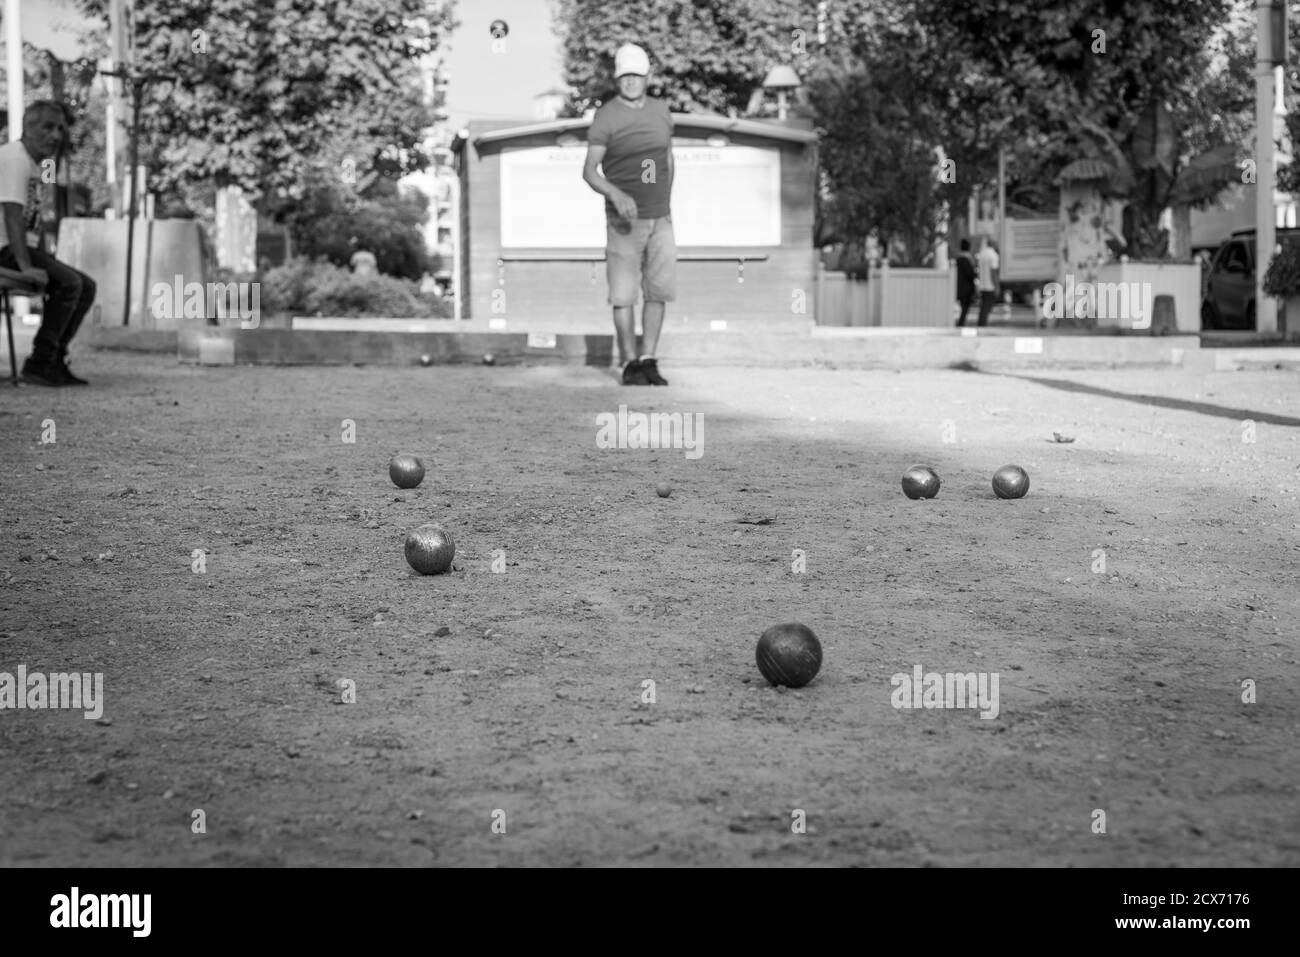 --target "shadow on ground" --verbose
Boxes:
[959,369,1300,427]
